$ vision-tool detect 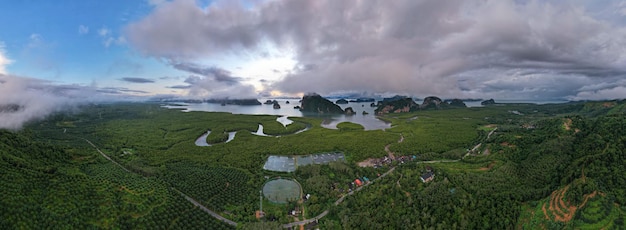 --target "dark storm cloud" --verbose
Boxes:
[163,62,257,99]
[119,77,155,83]
[126,0,626,100]
[170,62,242,84]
